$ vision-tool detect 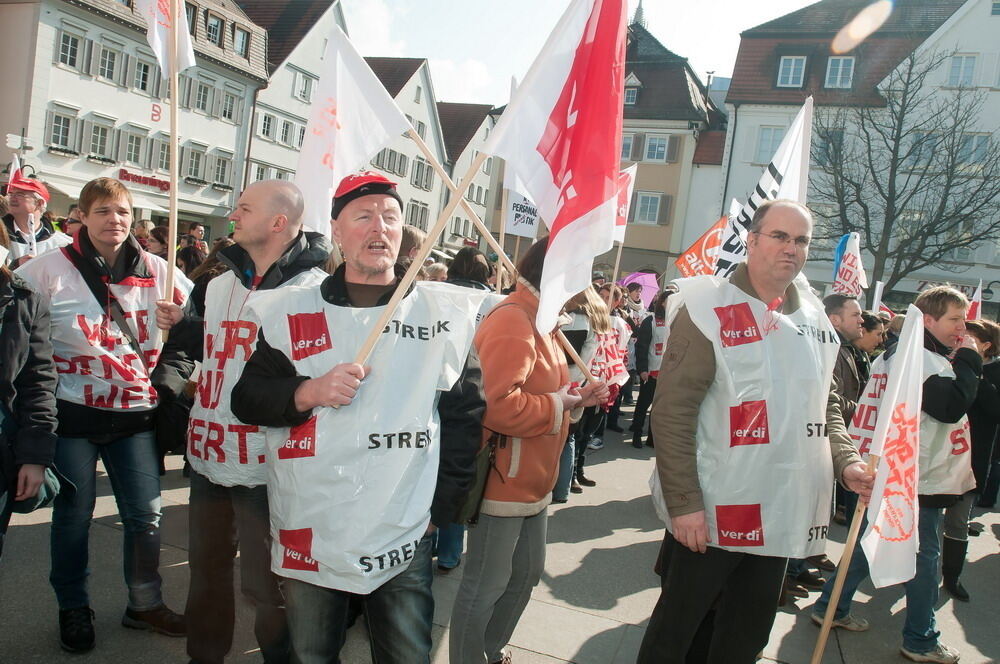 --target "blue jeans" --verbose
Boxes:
[186,471,290,663]
[435,523,465,569]
[284,534,434,663]
[553,435,575,501]
[814,506,944,653]
[49,431,163,611]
